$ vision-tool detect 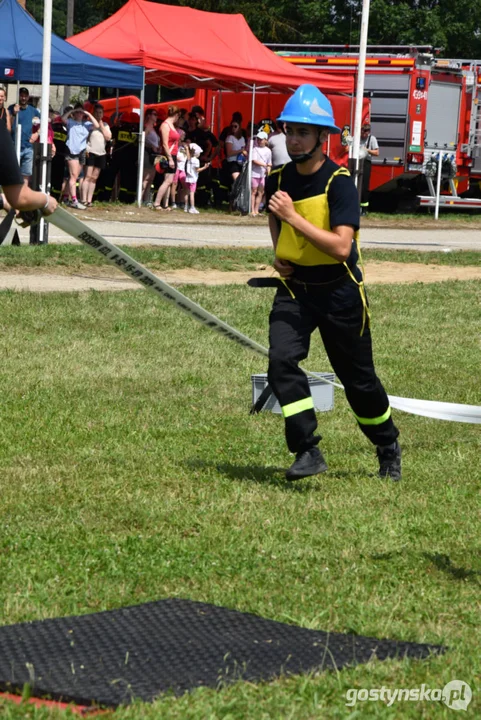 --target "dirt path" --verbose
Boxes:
[0,262,480,292]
